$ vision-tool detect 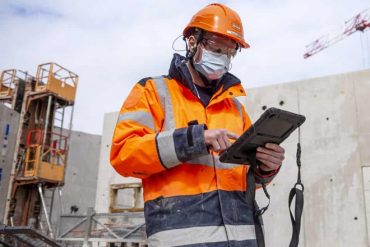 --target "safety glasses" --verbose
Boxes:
[201,33,239,57]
